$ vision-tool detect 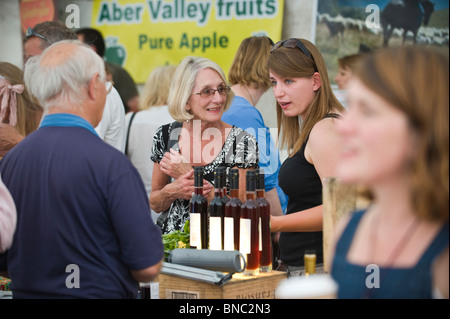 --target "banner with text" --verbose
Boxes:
[92,0,284,83]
